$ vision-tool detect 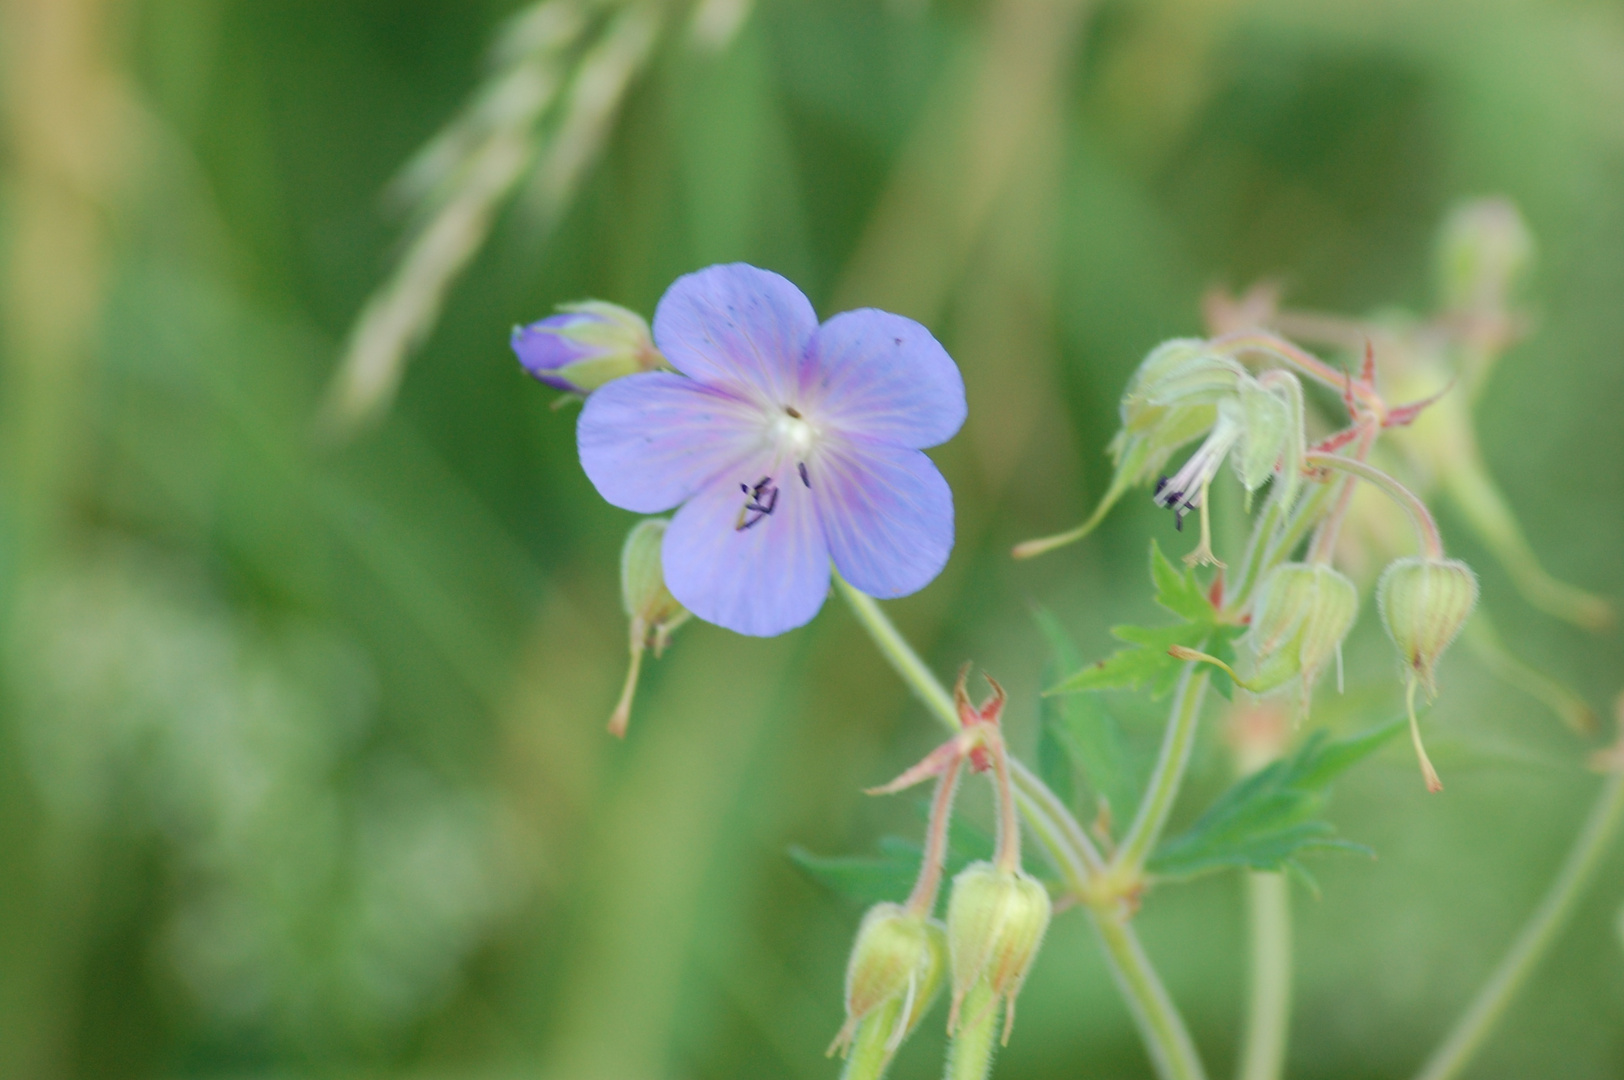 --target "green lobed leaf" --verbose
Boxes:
[1033,607,1137,830]
[1047,620,1210,697]
[1150,539,1215,623]
[1148,714,1407,882]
